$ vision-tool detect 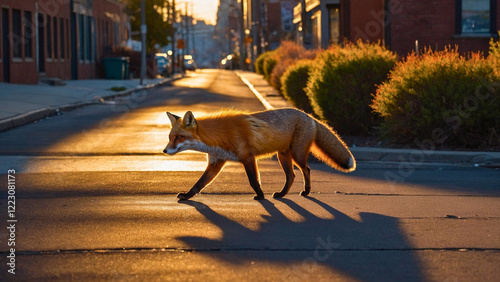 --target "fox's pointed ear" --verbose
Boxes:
[182,111,197,128]
[166,112,180,125]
